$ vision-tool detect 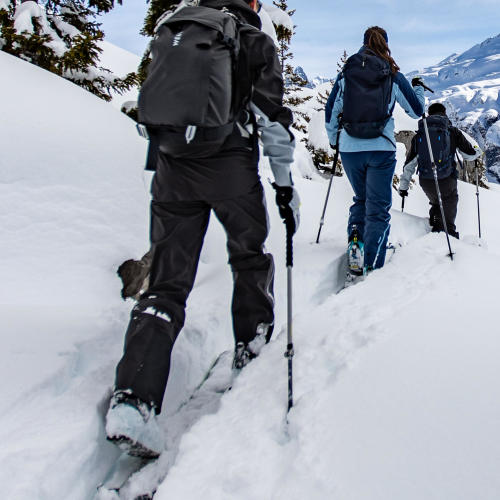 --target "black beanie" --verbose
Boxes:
[428,102,447,116]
